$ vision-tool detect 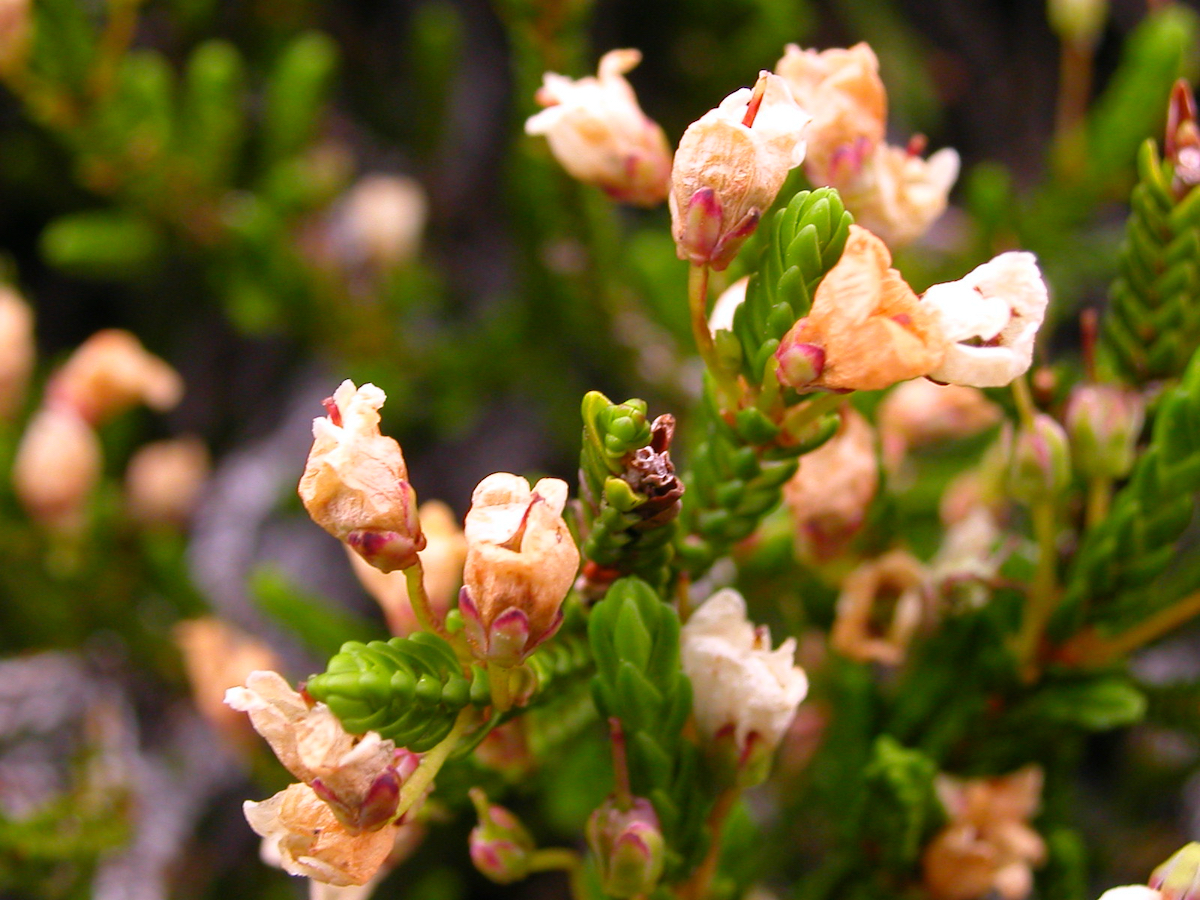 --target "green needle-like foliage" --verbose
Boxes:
[857,736,943,873]
[1104,139,1200,383]
[588,577,710,879]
